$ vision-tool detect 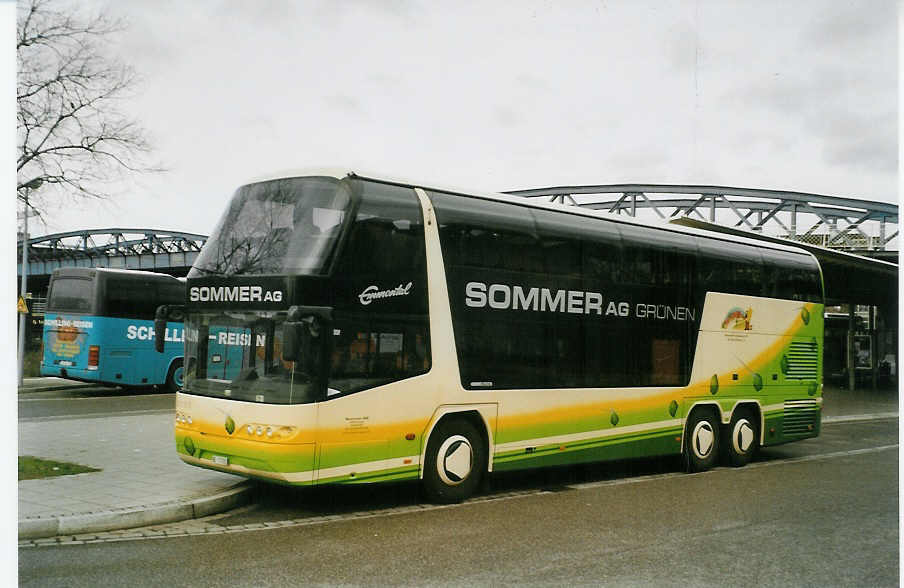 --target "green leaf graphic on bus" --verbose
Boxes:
[225,416,235,435]
[710,374,719,395]
[808,381,818,396]
[610,411,619,426]
[752,373,763,391]
[668,400,678,417]
[800,307,810,325]
[184,436,195,456]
